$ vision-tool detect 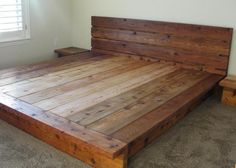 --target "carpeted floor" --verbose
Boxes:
[0,95,235,168]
